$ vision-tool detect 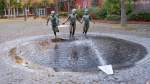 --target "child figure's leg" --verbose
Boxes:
[72,23,76,36]
[85,23,89,35]
[52,27,57,38]
[83,24,86,34]
[69,25,73,37]
[54,31,57,38]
